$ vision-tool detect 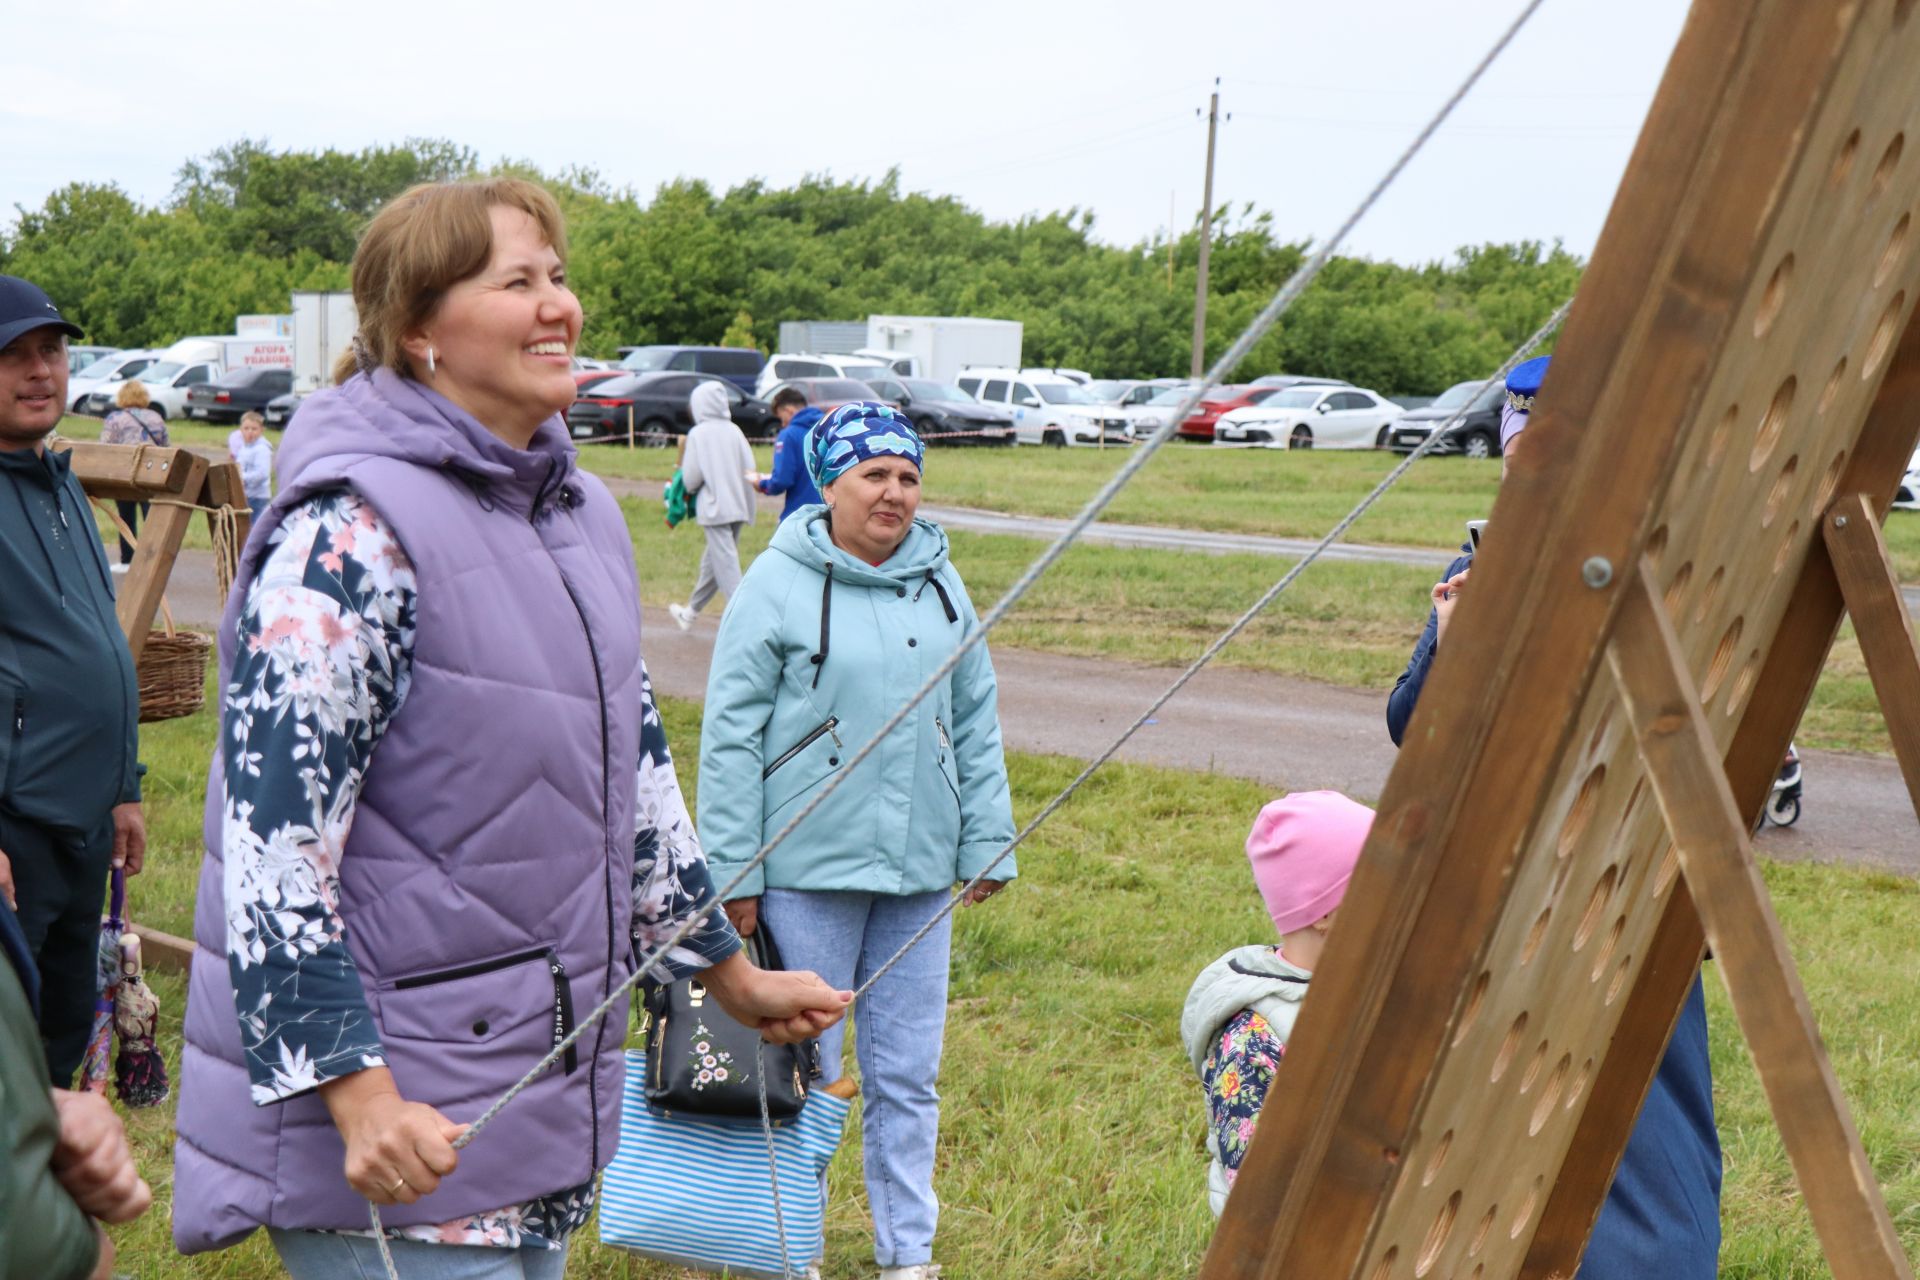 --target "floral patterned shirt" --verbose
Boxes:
[222,488,740,1248]
[1201,1008,1286,1188]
